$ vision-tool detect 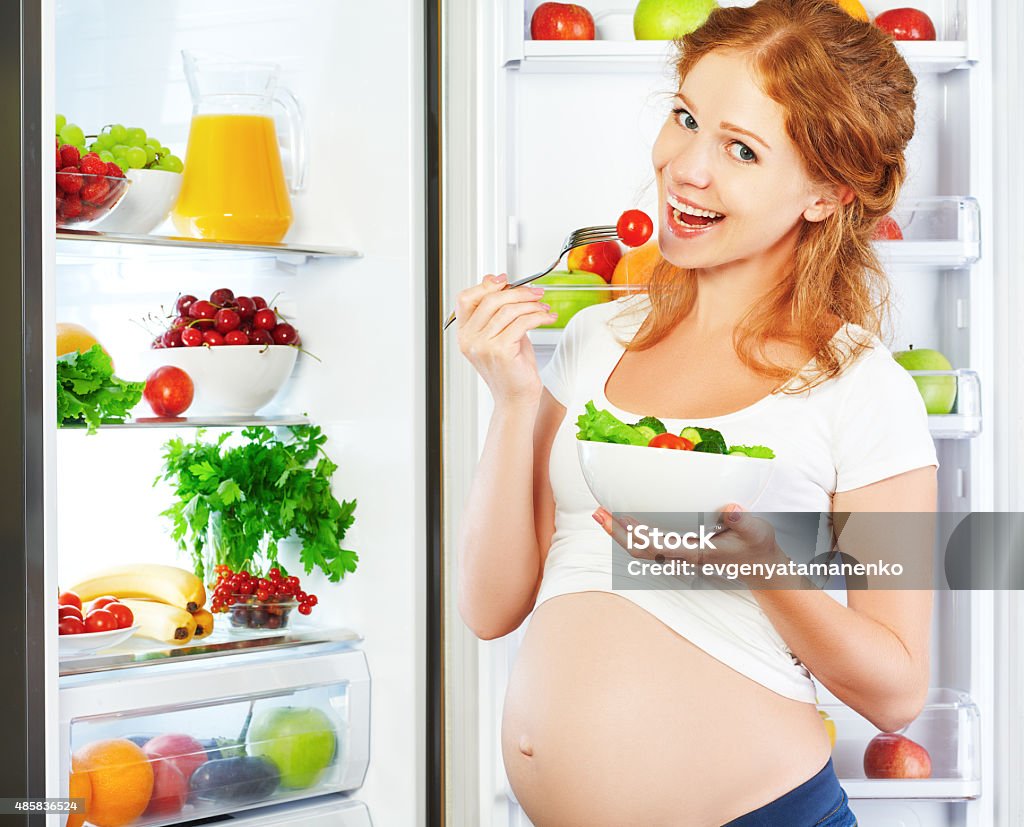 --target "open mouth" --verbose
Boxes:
[666,194,726,235]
